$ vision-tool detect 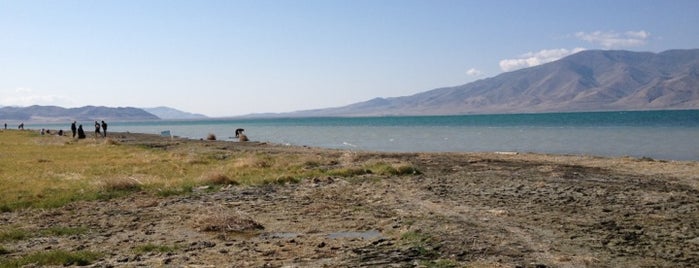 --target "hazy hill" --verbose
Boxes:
[284,49,699,116]
[143,107,208,120]
[0,106,159,122]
